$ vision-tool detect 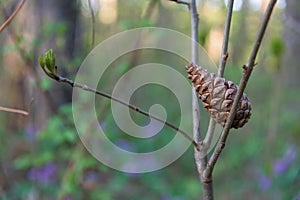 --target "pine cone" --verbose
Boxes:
[186,63,251,129]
